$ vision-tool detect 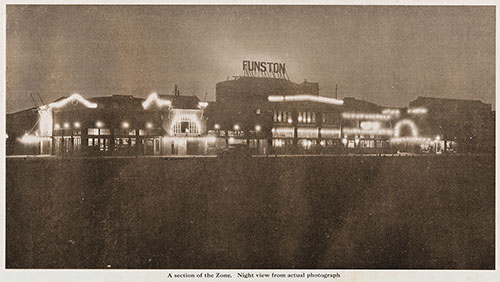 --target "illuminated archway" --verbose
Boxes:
[393,119,418,138]
[170,114,201,135]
